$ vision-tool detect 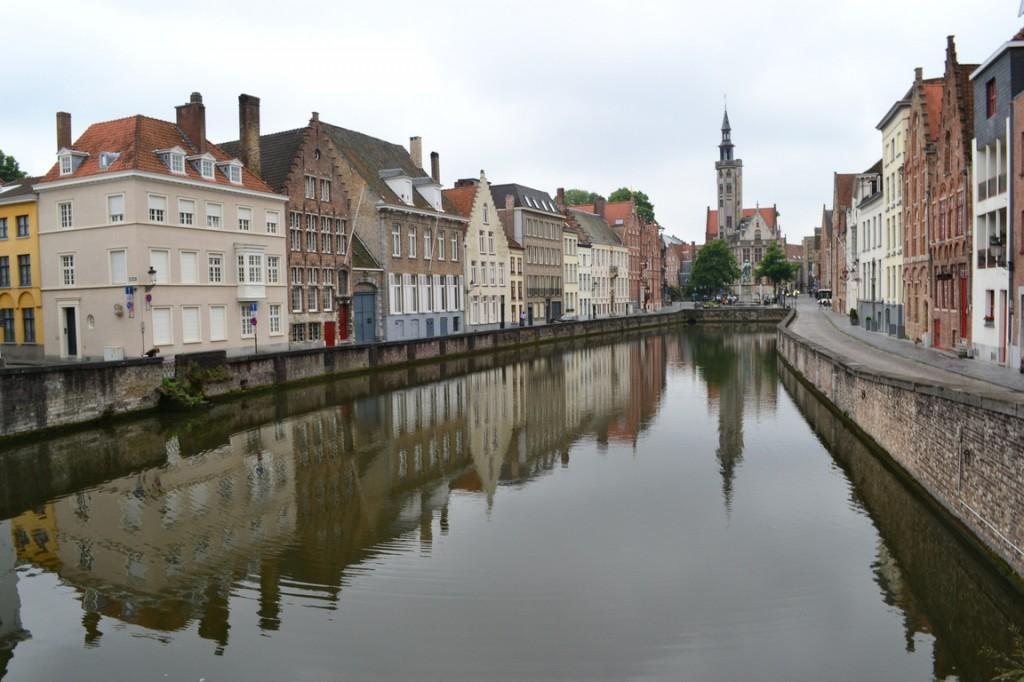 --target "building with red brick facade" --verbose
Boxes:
[605,200,643,313]
[830,173,856,314]
[640,220,663,310]
[902,69,944,344]
[929,37,977,351]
